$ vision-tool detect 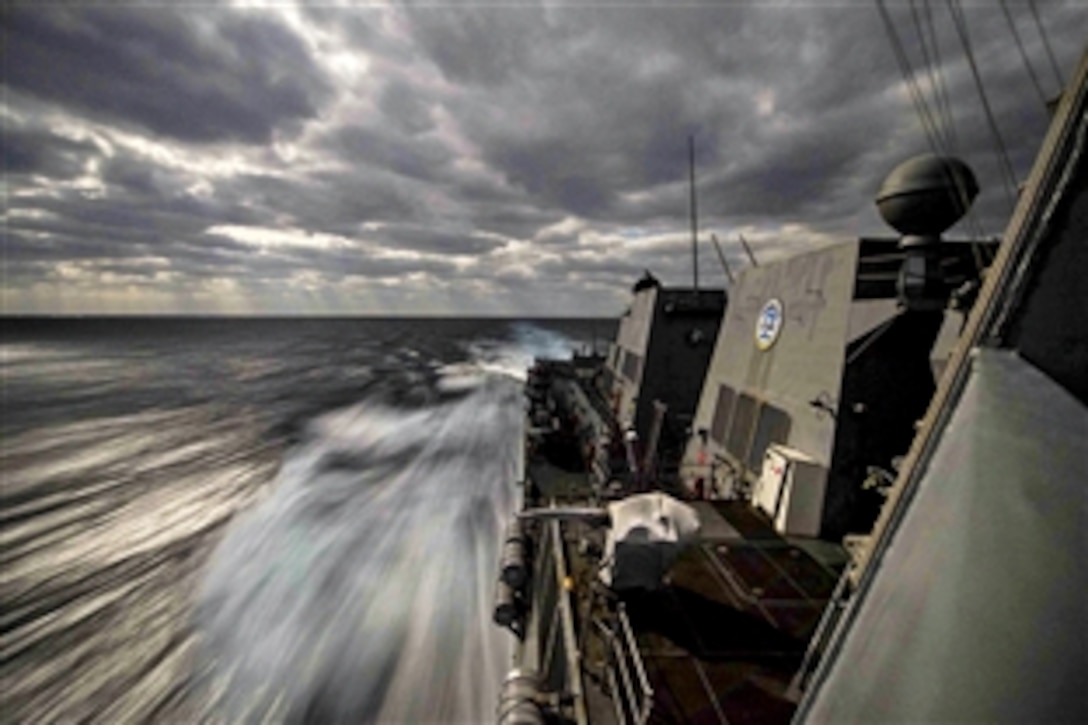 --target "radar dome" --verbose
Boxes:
[876,154,978,237]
